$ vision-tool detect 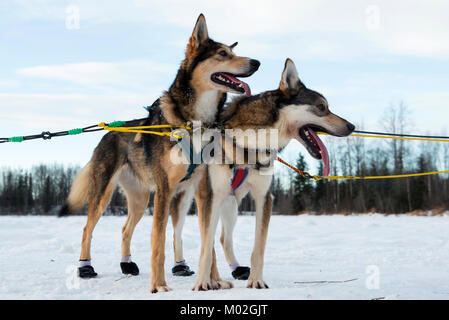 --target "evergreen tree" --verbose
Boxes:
[41,175,54,214]
[313,162,325,213]
[292,154,312,212]
[412,154,427,210]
